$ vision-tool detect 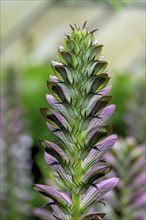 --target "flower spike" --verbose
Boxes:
[34,22,119,220]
